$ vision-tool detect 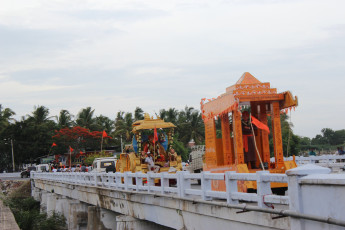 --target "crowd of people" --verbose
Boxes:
[50,164,89,172]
